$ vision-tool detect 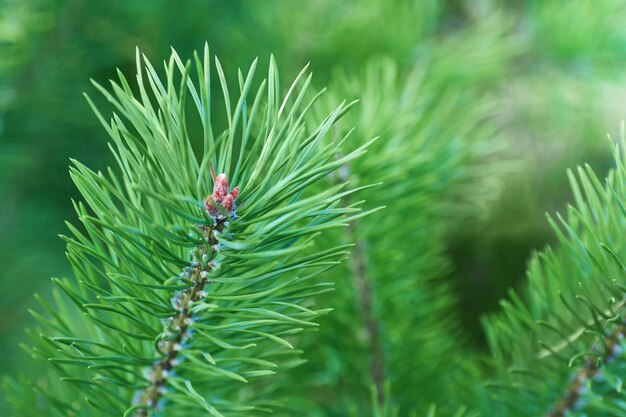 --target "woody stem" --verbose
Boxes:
[134,219,225,416]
